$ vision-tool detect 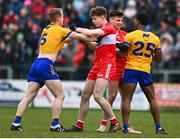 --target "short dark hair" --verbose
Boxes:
[136,12,150,26]
[89,6,107,18]
[109,10,123,18]
[48,8,62,22]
